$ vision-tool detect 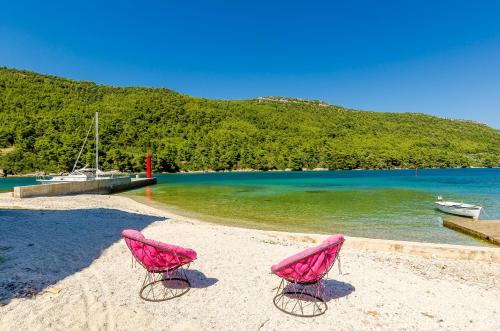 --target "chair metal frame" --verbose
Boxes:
[272,239,344,317]
[123,233,195,302]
